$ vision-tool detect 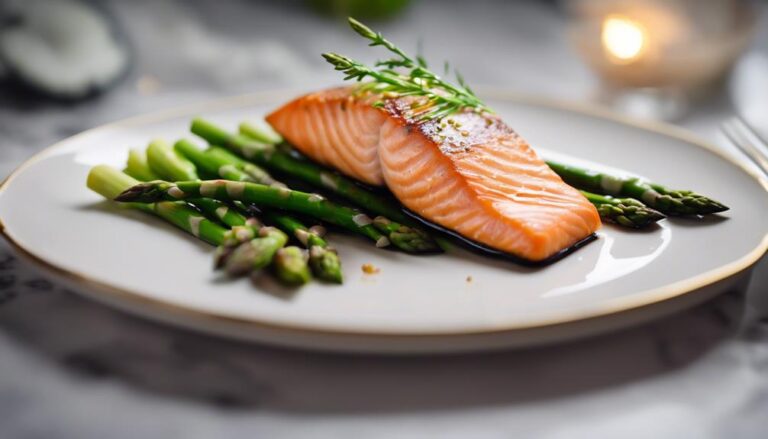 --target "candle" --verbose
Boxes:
[569,0,755,91]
